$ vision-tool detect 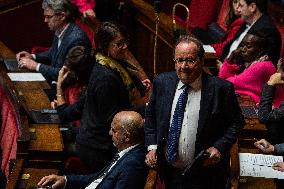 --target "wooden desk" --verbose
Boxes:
[0,41,64,170]
[5,159,59,189]
[228,96,276,189]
